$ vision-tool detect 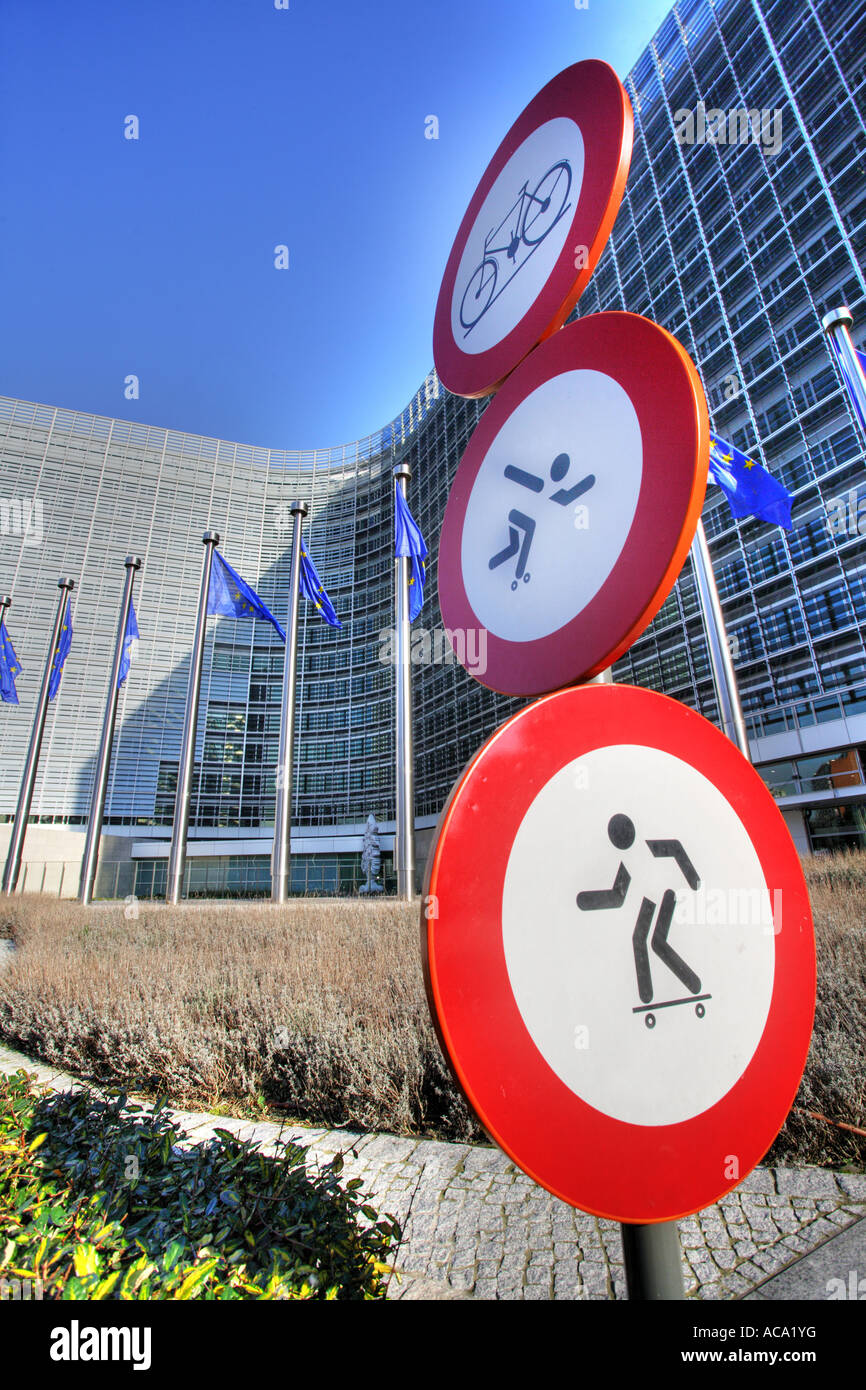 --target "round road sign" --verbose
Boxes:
[422,684,815,1224]
[438,311,709,696]
[433,60,633,399]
